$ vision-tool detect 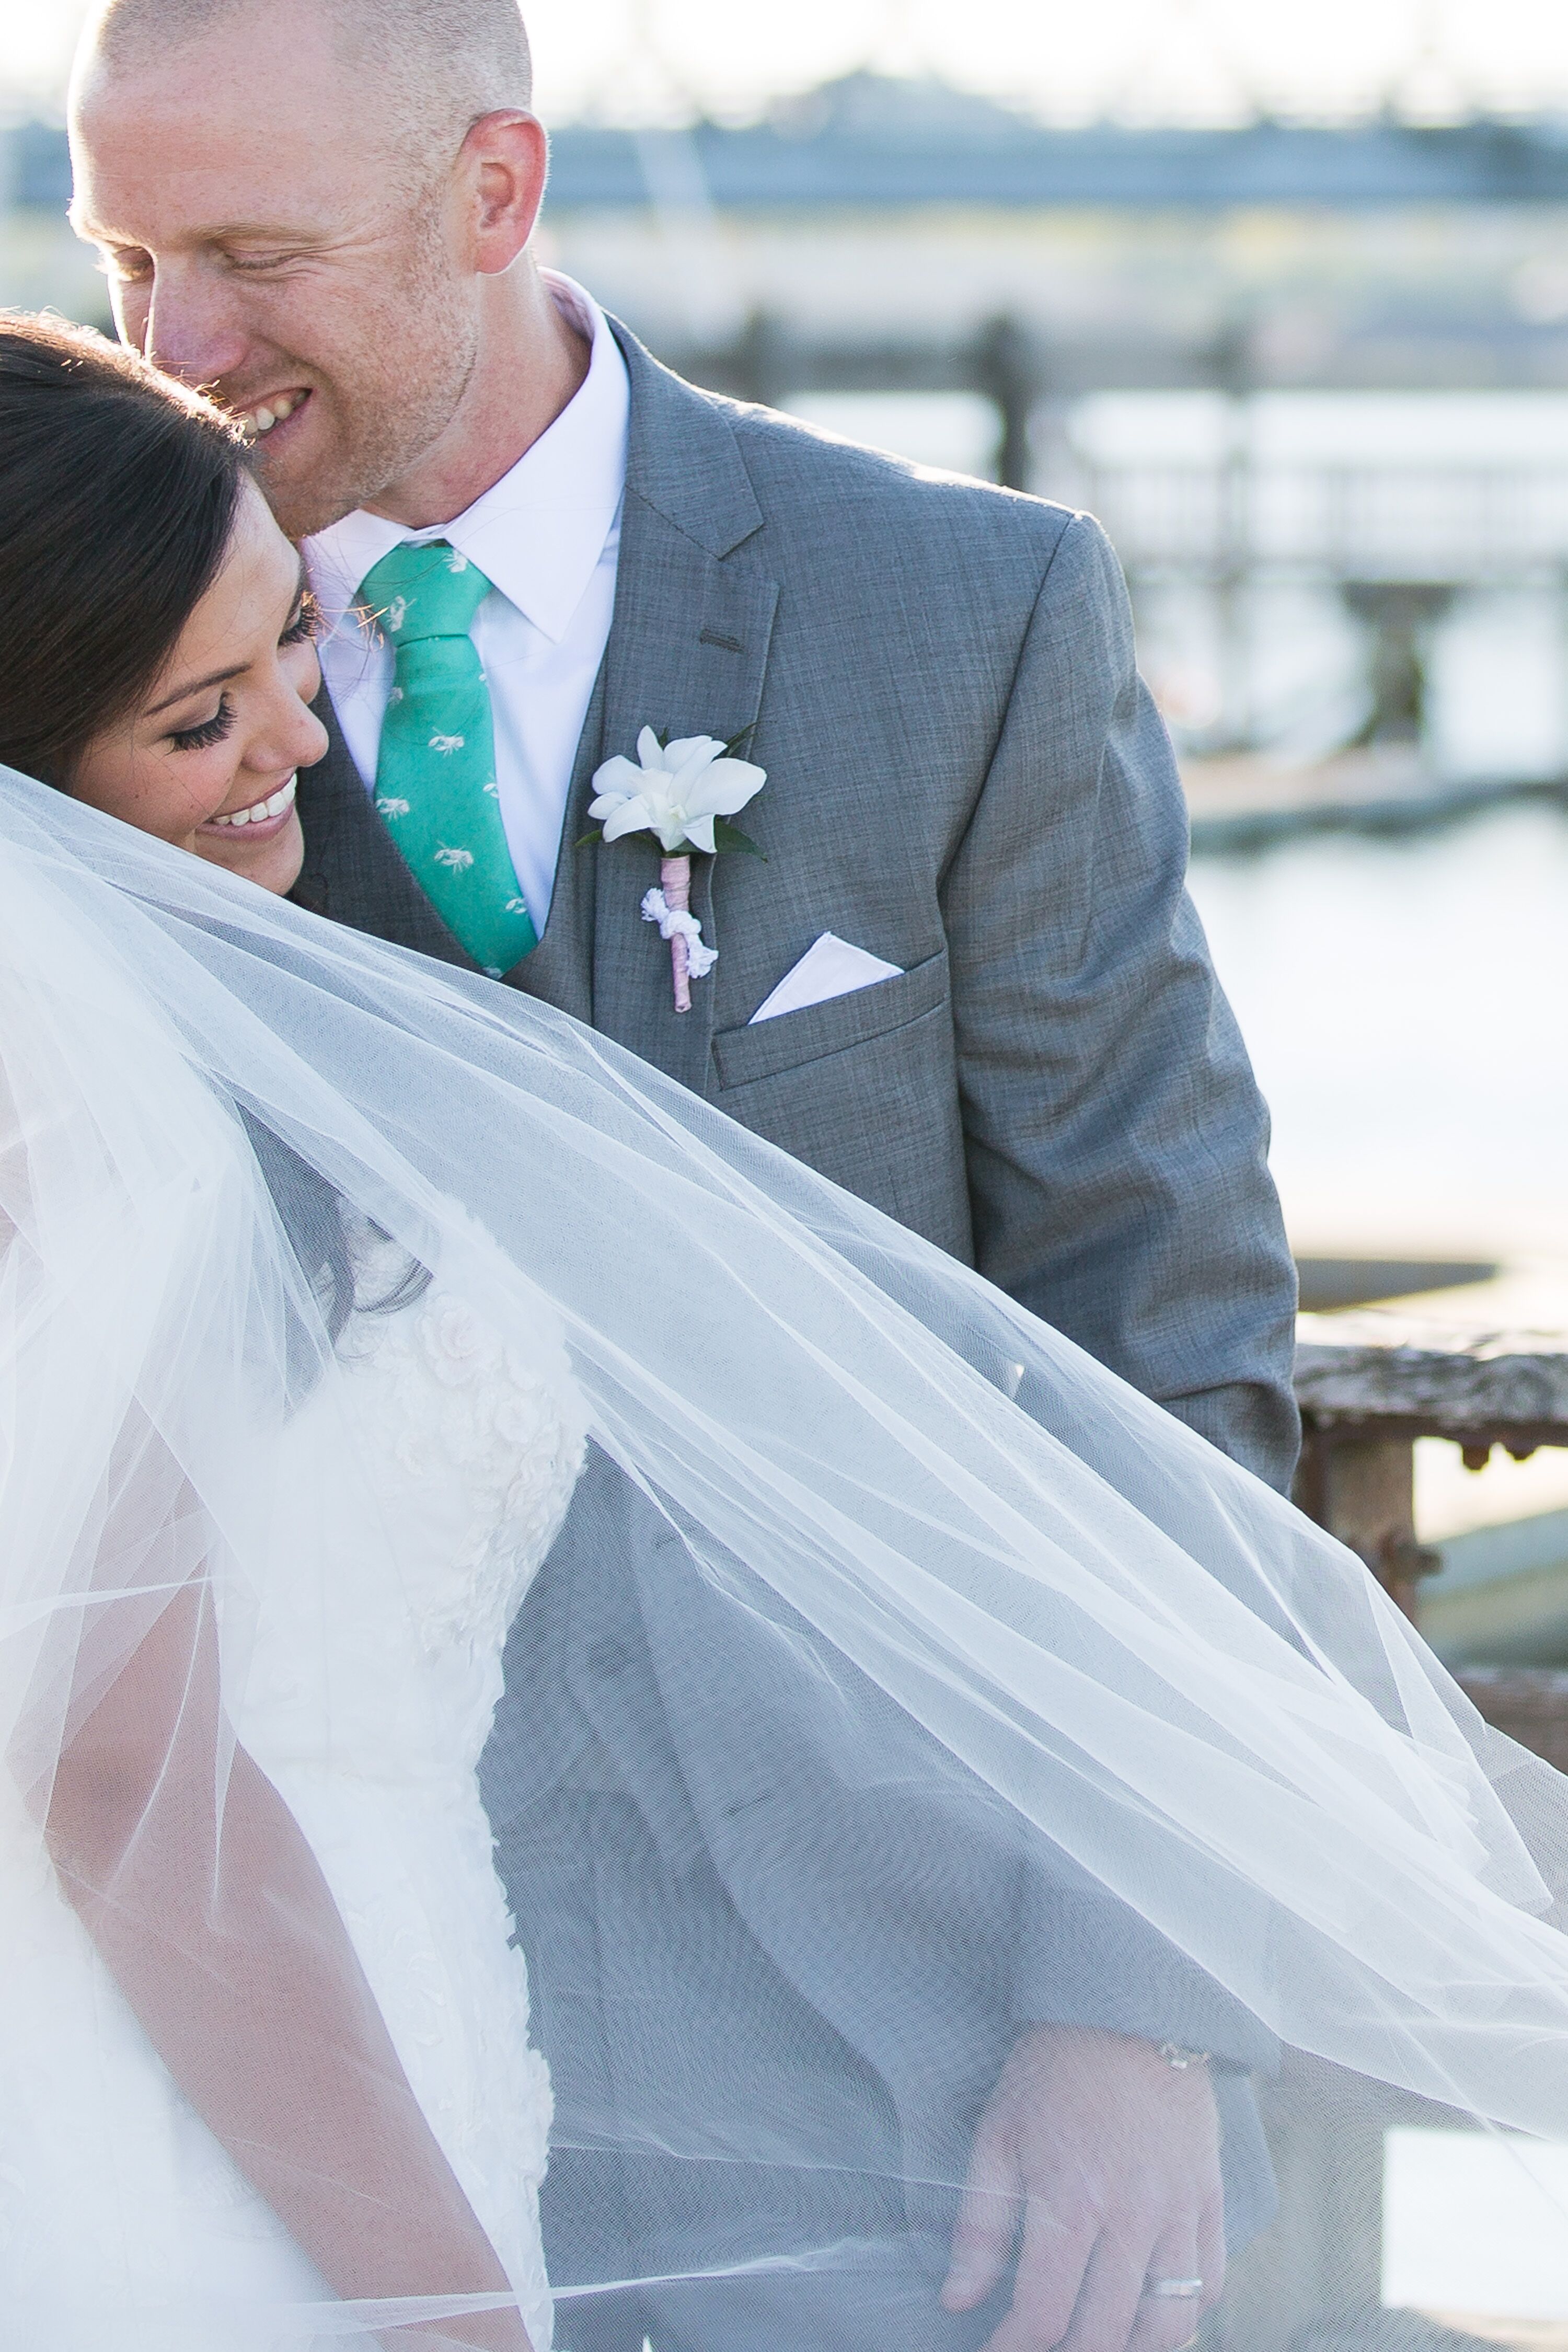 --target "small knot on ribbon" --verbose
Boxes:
[640,888,718,978]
